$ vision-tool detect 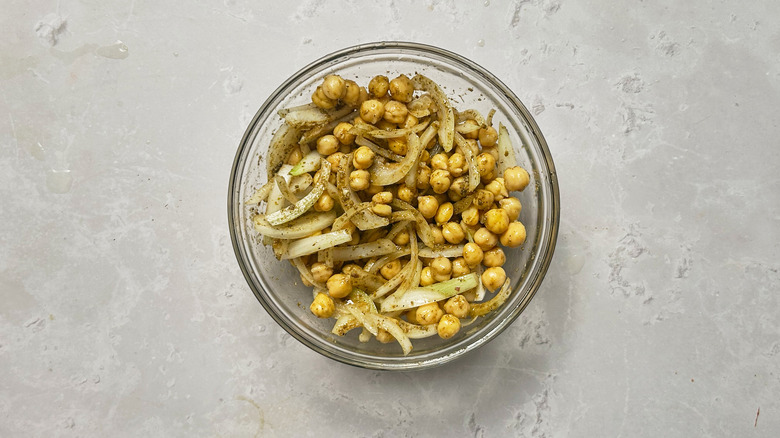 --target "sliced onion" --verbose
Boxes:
[469,279,511,317]
[420,121,440,154]
[277,102,319,117]
[349,289,378,314]
[347,120,377,137]
[245,180,274,205]
[330,238,398,261]
[332,202,372,231]
[289,173,313,194]
[453,194,474,215]
[364,248,410,274]
[300,109,357,144]
[390,201,436,248]
[474,264,486,301]
[355,136,404,162]
[371,260,412,299]
[289,150,322,176]
[342,265,386,292]
[454,132,481,192]
[418,244,465,258]
[266,124,301,179]
[253,210,337,239]
[455,109,486,127]
[380,274,478,312]
[486,108,496,127]
[332,314,361,336]
[274,175,299,205]
[407,94,434,118]
[265,159,330,226]
[368,131,423,186]
[395,319,438,339]
[365,313,412,355]
[497,123,518,173]
[335,153,389,230]
[412,74,454,151]
[282,229,352,259]
[284,107,330,127]
[291,257,325,290]
[366,120,429,139]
